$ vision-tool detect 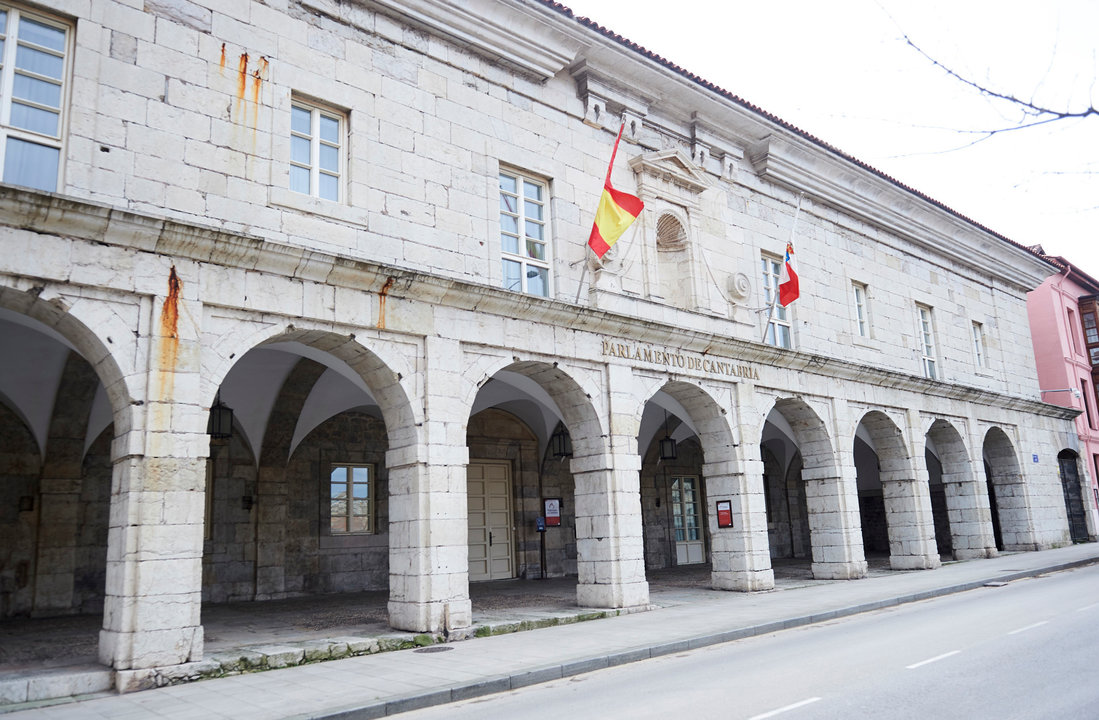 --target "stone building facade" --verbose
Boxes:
[0,0,1081,688]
